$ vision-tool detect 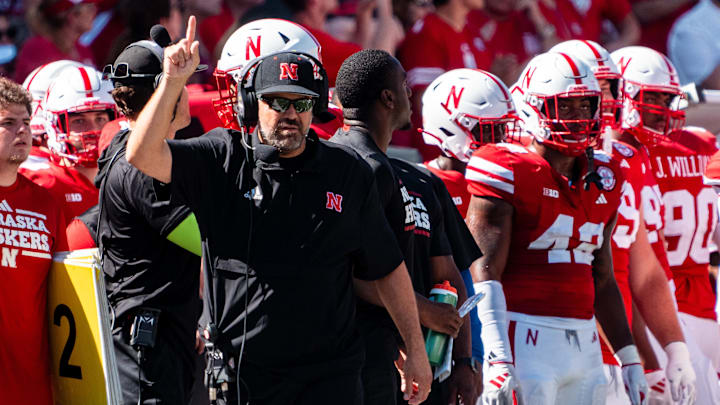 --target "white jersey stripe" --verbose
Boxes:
[466,169,515,195]
[21,250,52,259]
[468,157,515,181]
[15,208,47,220]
